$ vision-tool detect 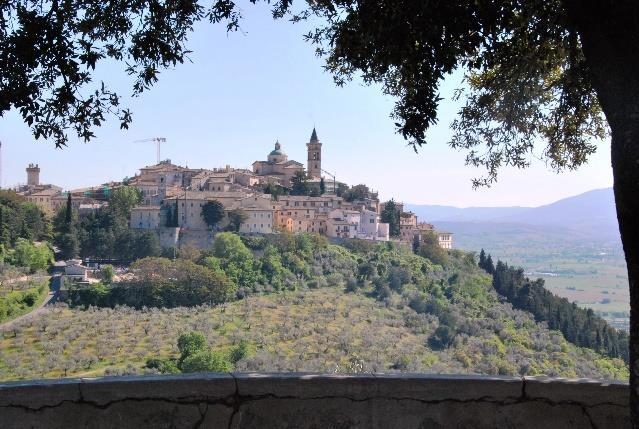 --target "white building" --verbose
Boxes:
[437,232,453,249]
[326,209,359,239]
[359,209,390,241]
[64,259,89,281]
